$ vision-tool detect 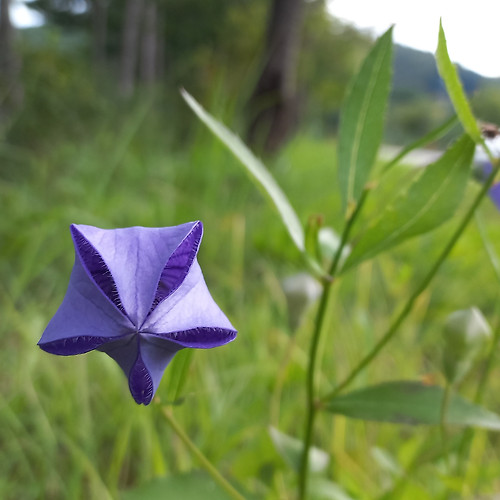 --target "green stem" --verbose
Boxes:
[456,318,500,476]
[298,189,369,499]
[323,157,499,402]
[440,383,452,469]
[161,407,246,500]
[382,116,458,174]
[475,211,500,285]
